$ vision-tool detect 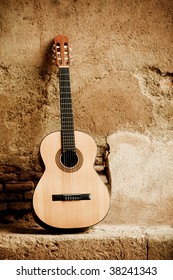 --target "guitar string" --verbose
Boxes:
[65,67,73,172]
[61,67,77,197]
[60,68,76,172]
